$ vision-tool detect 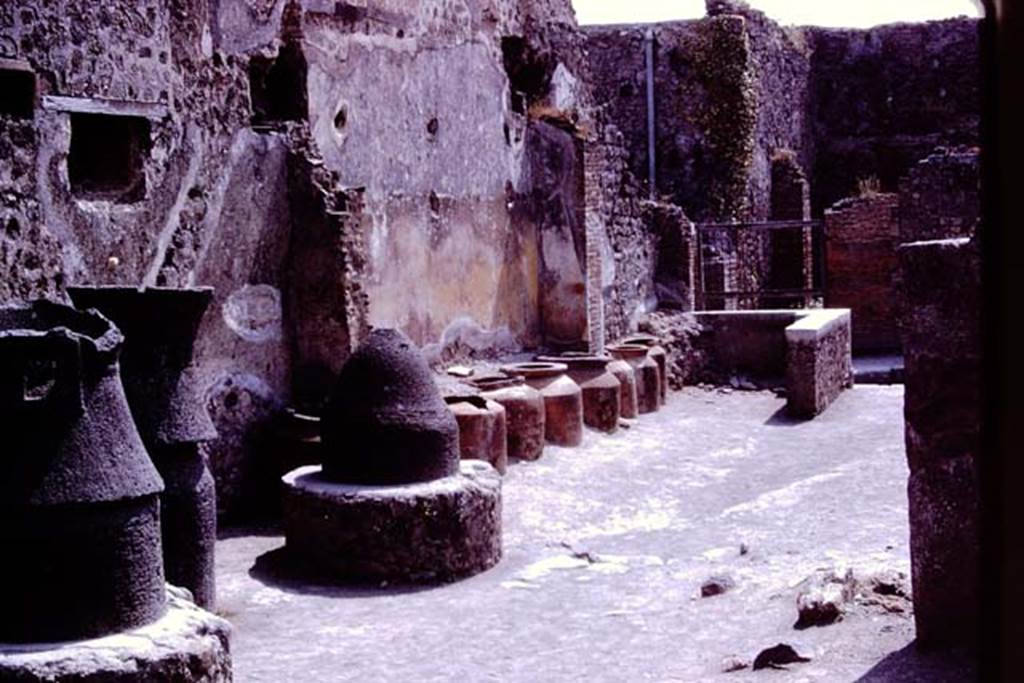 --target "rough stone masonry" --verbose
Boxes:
[0,0,983,666]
